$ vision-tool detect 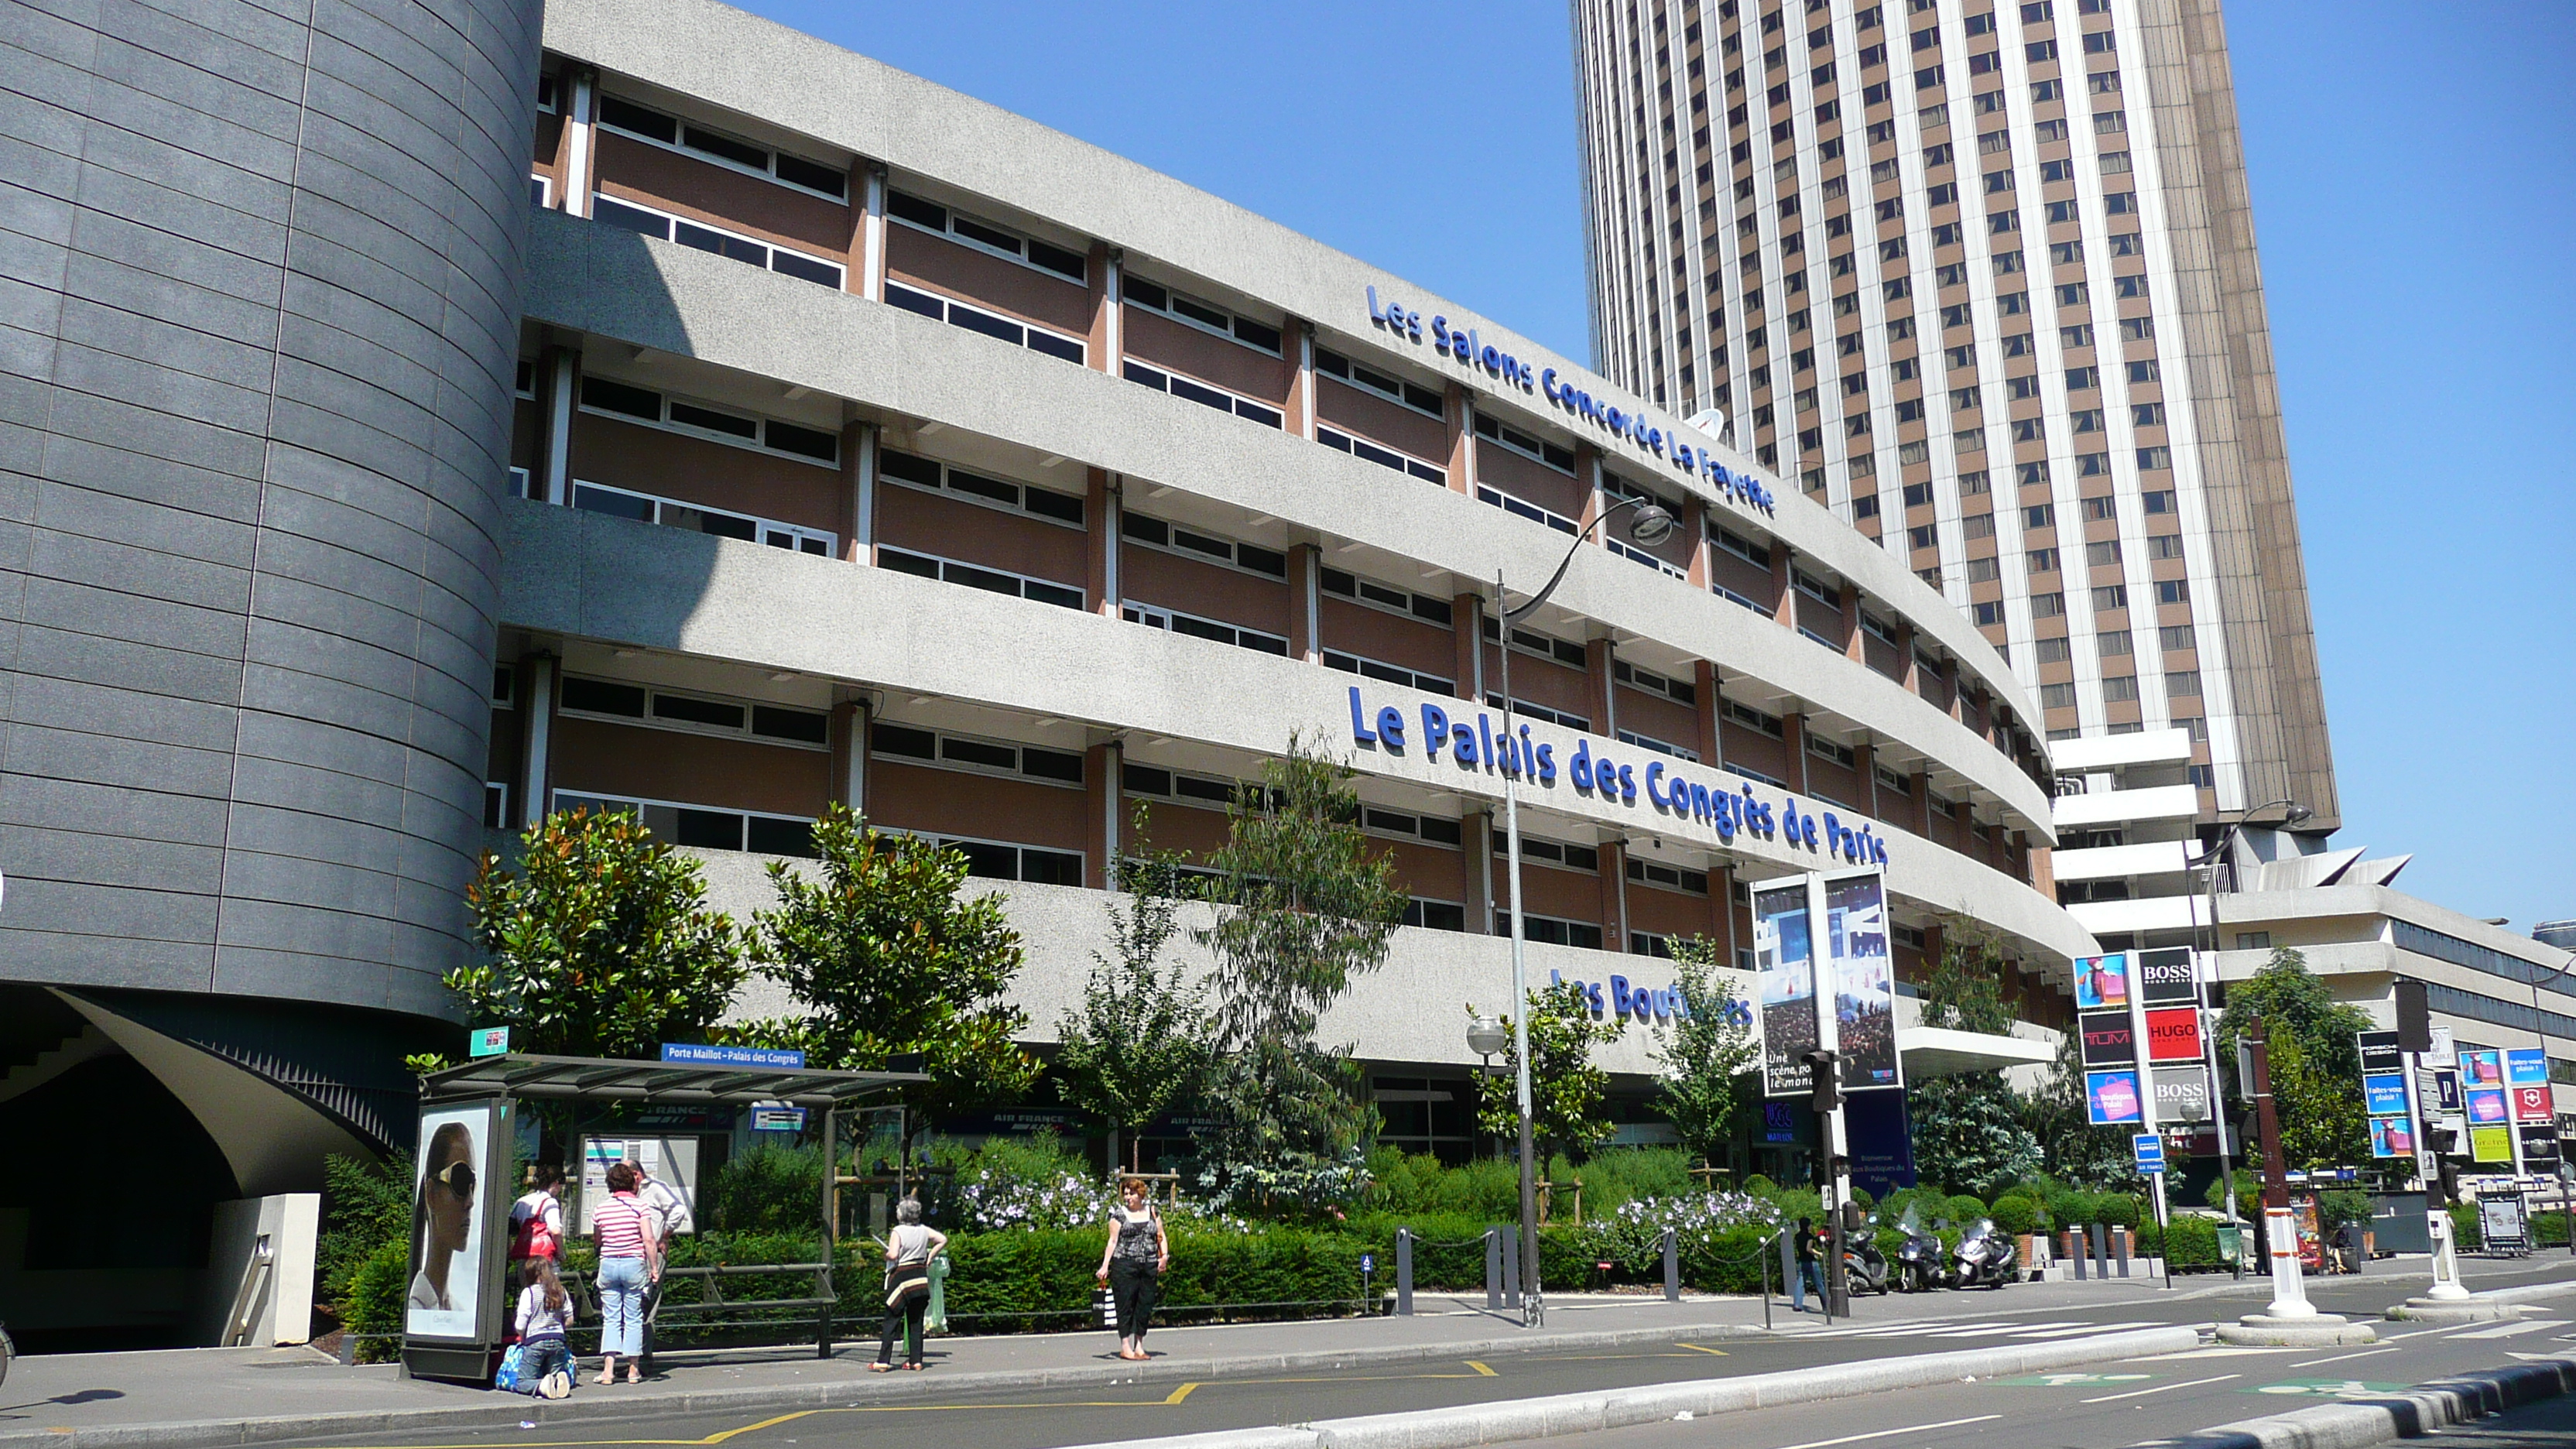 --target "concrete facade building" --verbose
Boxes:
[2,0,2113,1343]
[1571,0,2338,900]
